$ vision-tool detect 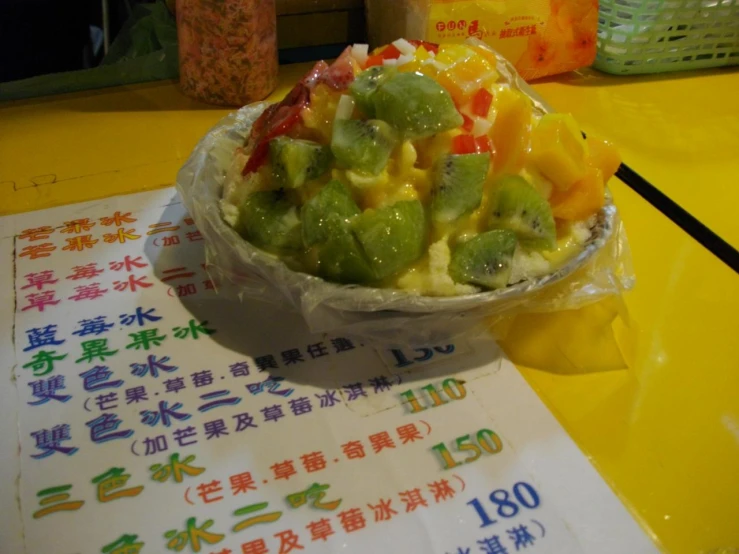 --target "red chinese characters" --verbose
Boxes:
[21,291,60,312]
[62,236,98,252]
[21,271,58,291]
[19,226,55,241]
[103,228,141,244]
[19,244,56,260]
[100,211,137,227]
[61,219,95,234]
